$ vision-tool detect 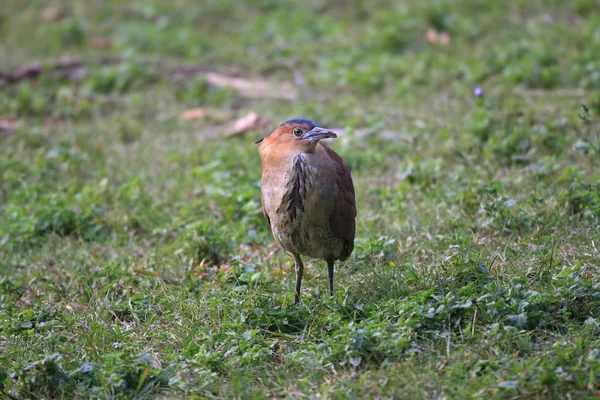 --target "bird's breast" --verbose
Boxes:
[261,152,341,259]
